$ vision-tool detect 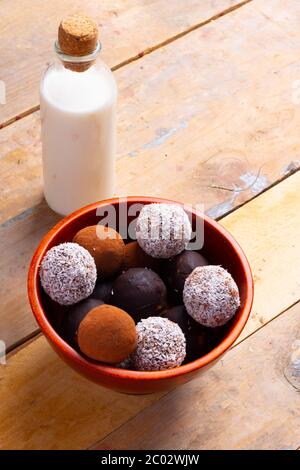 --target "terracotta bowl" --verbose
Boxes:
[28,196,253,394]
